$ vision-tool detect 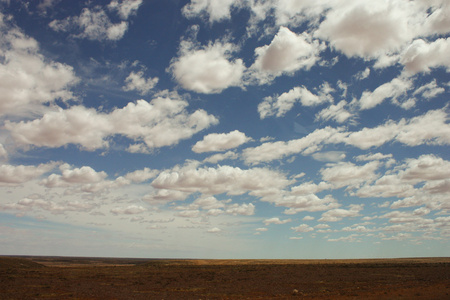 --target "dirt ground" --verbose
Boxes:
[0,256,449,299]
